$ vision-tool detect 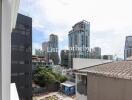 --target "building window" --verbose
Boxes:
[11,73,18,77]
[25,31,30,36]
[25,84,29,88]
[19,61,24,64]
[12,45,18,51]
[20,30,25,35]
[12,61,18,64]
[19,45,25,51]
[25,25,30,29]
[16,24,25,30]
[14,30,19,34]
[19,73,24,76]
[82,35,84,46]
[25,72,29,76]
[74,35,77,45]
[19,86,24,89]
[25,46,31,52]
[86,36,88,47]
[25,60,31,64]
[70,37,72,46]
[26,29,30,32]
